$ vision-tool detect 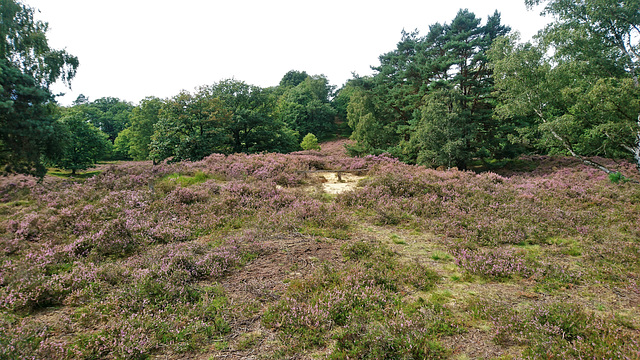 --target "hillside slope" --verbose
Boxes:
[1,141,639,359]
